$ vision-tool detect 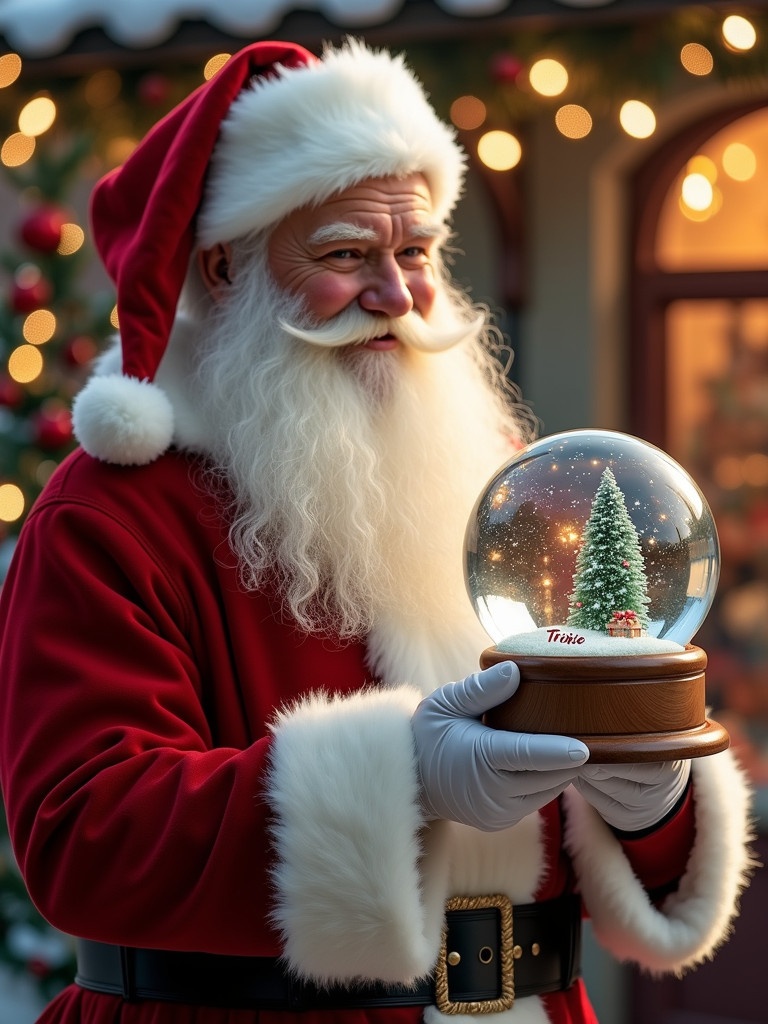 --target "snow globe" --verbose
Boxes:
[465,428,729,762]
